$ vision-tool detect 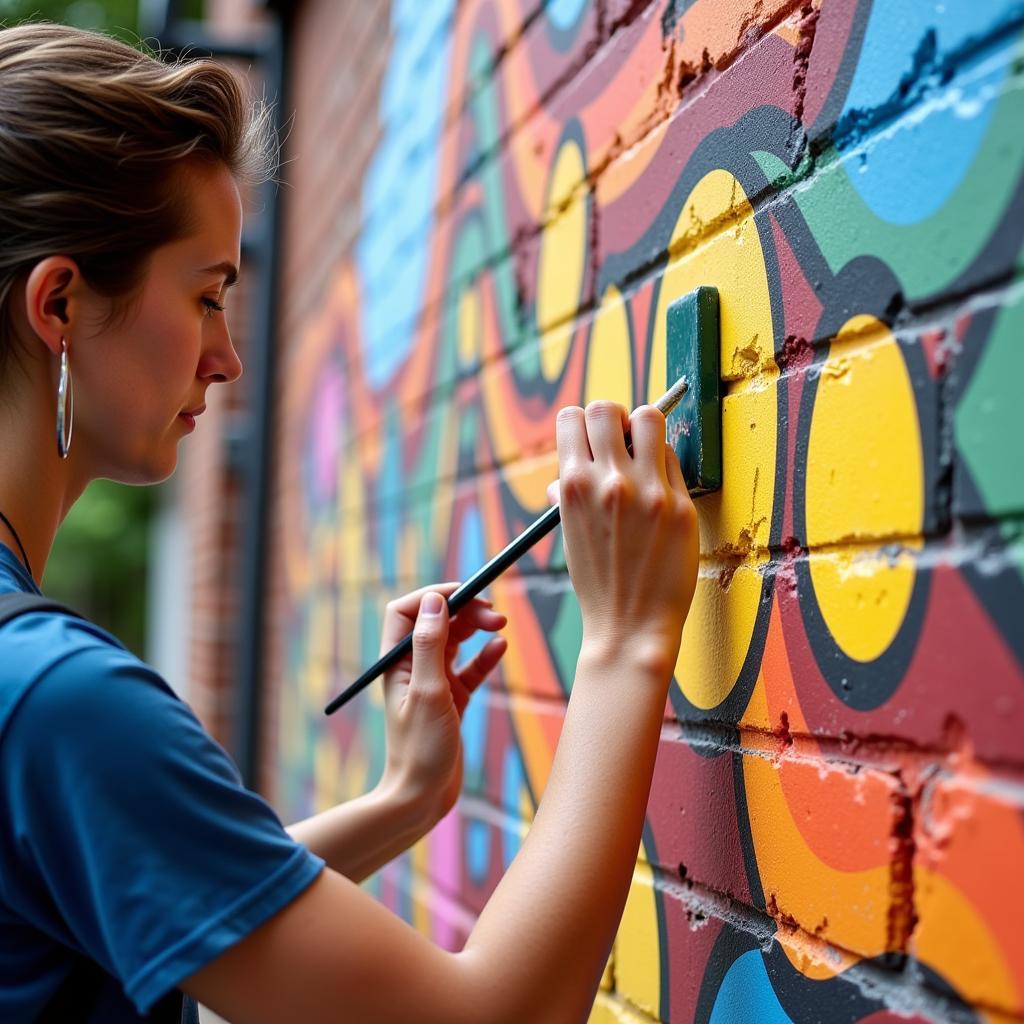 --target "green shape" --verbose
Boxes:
[548,588,583,695]
[458,407,478,452]
[359,597,387,784]
[955,290,1024,518]
[1005,528,1024,580]
[751,149,812,192]
[788,48,1024,300]
[666,286,722,495]
[468,35,530,354]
